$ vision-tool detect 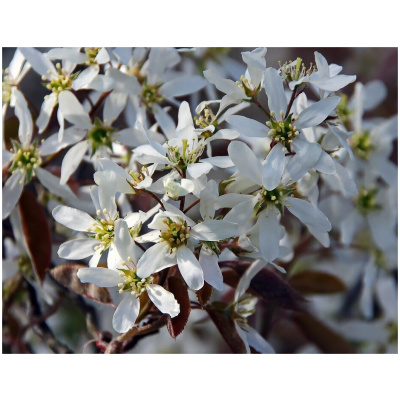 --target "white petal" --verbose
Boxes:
[161,76,206,98]
[264,67,287,116]
[235,259,266,301]
[308,225,330,247]
[72,65,99,90]
[187,163,213,179]
[97,158,133,193]
[314,52,329,78]
[191,220,238,241]
[228,141,262,185]
[58,91,92,129]
[311,75,356,92]
[95,170,117,218]
[226,115,268,138]
[14,90,33,144]
[2,171,24,220]
[36,167,76,200]
[286,197,331,231]
[244,325,275,354]
[58,238,97,259]
[176,246,204,290]
[363,80,387,111]
[52,205,96,231]
[95,48,110,64]
[112,295,140,333]
[137,242,177,278]
[296,97,341,130]
[203,69,239,95]
[36,92,57,134]
[103,92,128,123]
[262,143,285,190]
[147,284,180,317]
[199,247,223,291]
[177,101,194,132]
[328,124,354,160]
[60,140,88,185]
[114,219,140,264]
[105,67,141,94]
[19,47,56,77]
[40,127,86,156]
[88,247,102,268]
[206,128,240,142]
[259,209,280,262]
[47,48,87,64]
[314,150,336,174]
[340,208,364,246]
[201,156,233,168]
[107,242,124,271]
[153,104,176,140]
[77,267,122,287]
